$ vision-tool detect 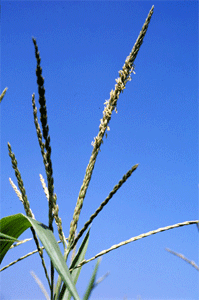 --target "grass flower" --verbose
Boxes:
[70,164,139,250]
[166,248,199,271]
[68,5,154,247]
[8,143,34,218]
[0,87,8,103]
[2,5,198,299]
[70,220,199,271]
[32,38,55,232]
[7,143,50,286]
